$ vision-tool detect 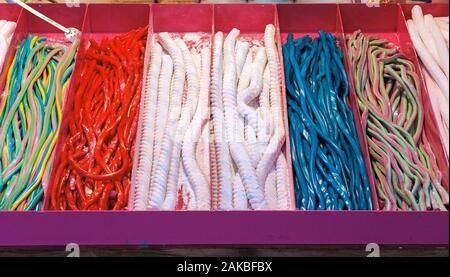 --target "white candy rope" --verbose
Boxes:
[211,32,234,210]
[131,42,162,210]
[264,167,278,209]
[236,41,250,79]
[181,47,211,210]
[407,6,449,159]
[150,54,173,188]
[223,29,266,210]
[238,47,267,142]
[423,66,449,157]
[407,20,449,101]
[238,52,253,94]
[132,26,290,210]
[148,33,186,209]
[424,15,449,78]
[232,173,249,210]
[178,164,197,210]
[161,38,199,210]
[210,24,289,210]
[256,24,286,189]
[275,153,290,209]
[198,122,211,183]
[0,20,16,75]
[412,5,439,63]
